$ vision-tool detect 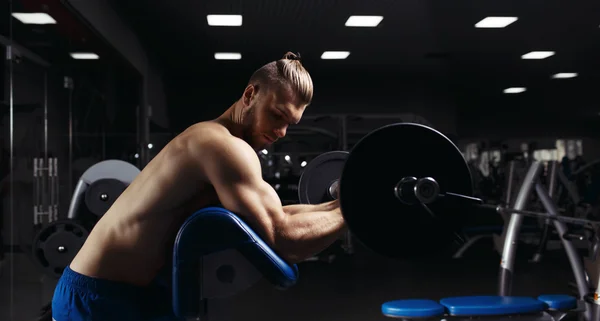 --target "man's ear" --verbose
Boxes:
[242,84,259,107]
